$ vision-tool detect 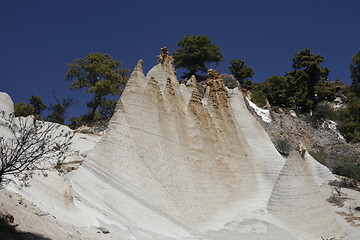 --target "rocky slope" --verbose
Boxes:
[258,108,360,172]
